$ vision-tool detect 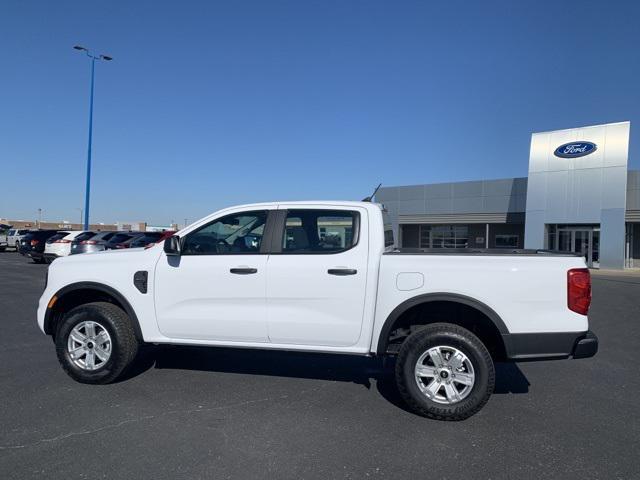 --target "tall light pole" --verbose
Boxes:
[73,45,113,230]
